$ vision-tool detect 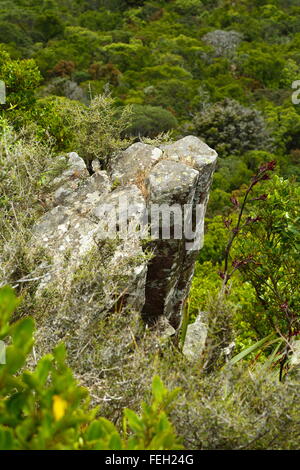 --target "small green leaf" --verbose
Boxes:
[124,409,144,433]
[152,375,165,401]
